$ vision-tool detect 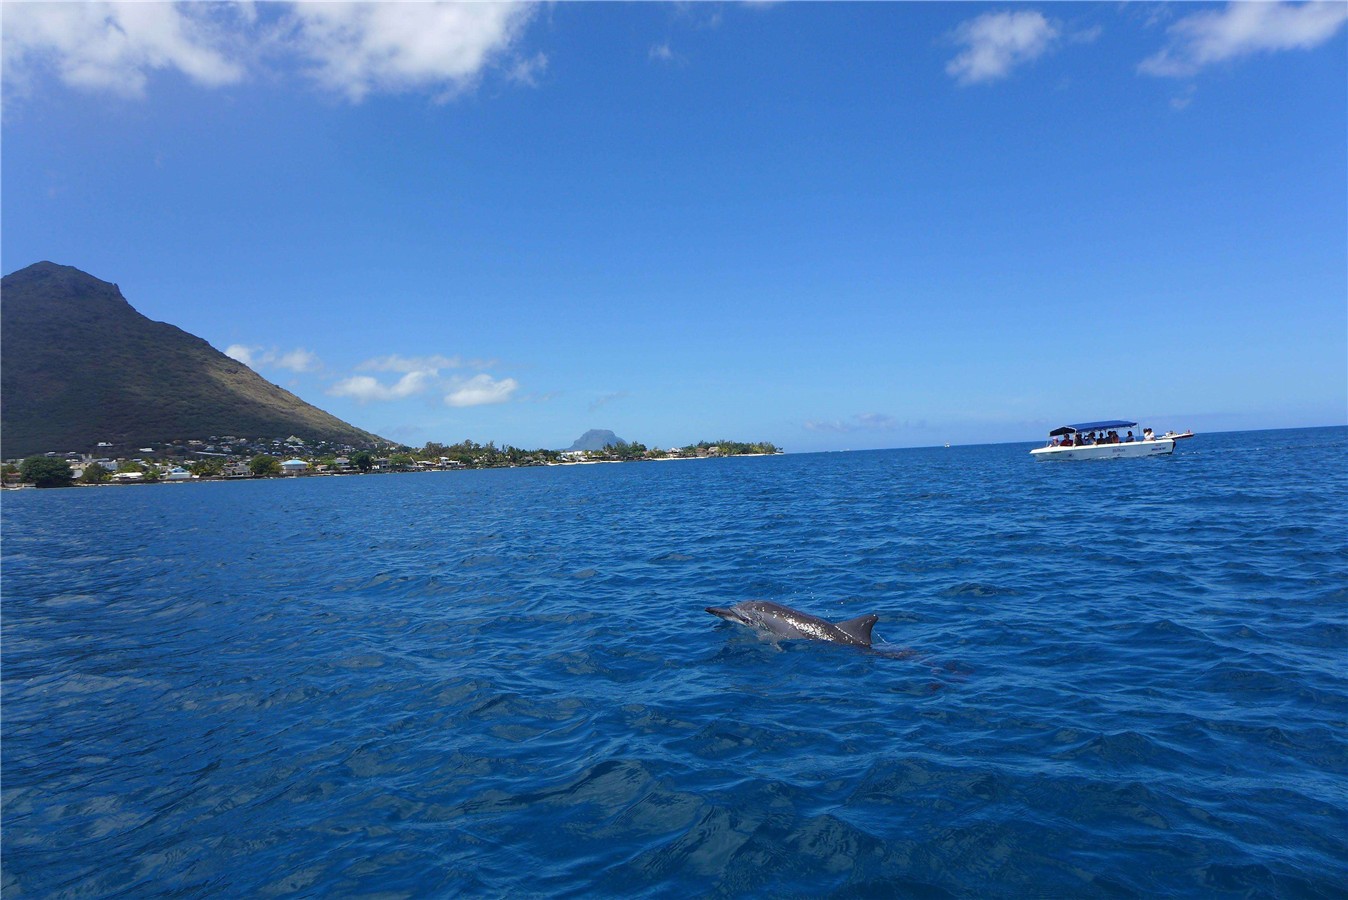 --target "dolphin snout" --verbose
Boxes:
[705,606,738,622]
